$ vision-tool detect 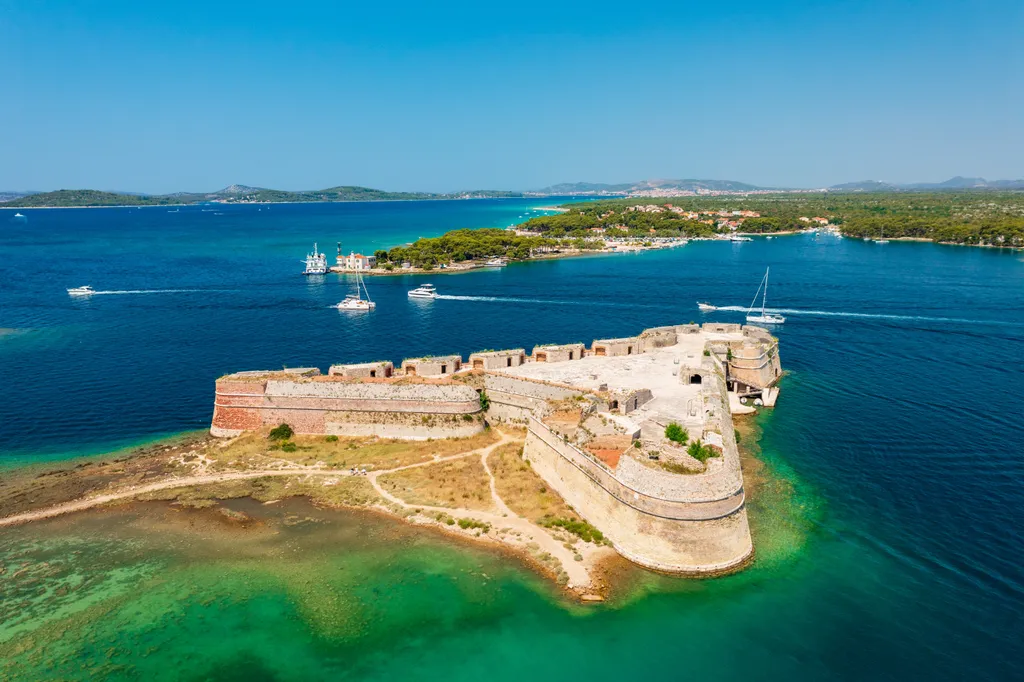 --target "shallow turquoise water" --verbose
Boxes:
[1,202,1023,679]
